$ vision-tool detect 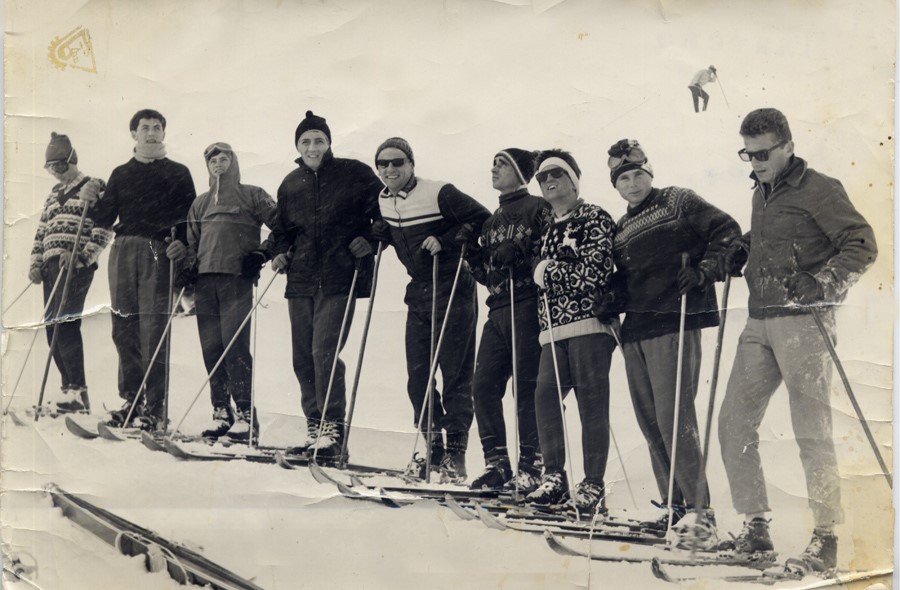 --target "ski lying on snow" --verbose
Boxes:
[161,438,300,464]
[47,483,264,590]
[650,557,891,586]
[546,532,777,568]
